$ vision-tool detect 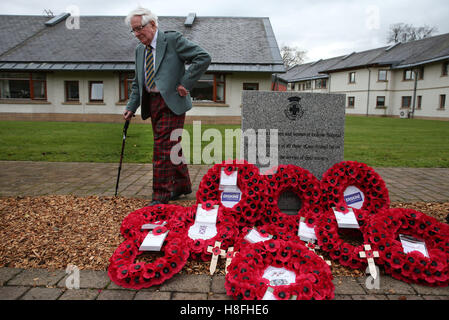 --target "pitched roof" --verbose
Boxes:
[0,14,285,73]
[280,32,449,82]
